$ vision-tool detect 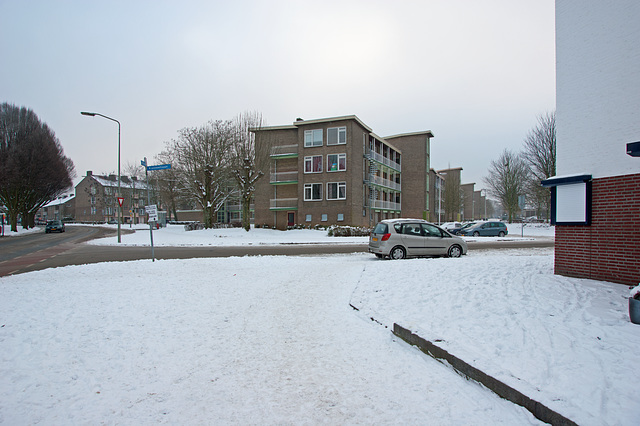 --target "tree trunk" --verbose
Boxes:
[242,194,251,232]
